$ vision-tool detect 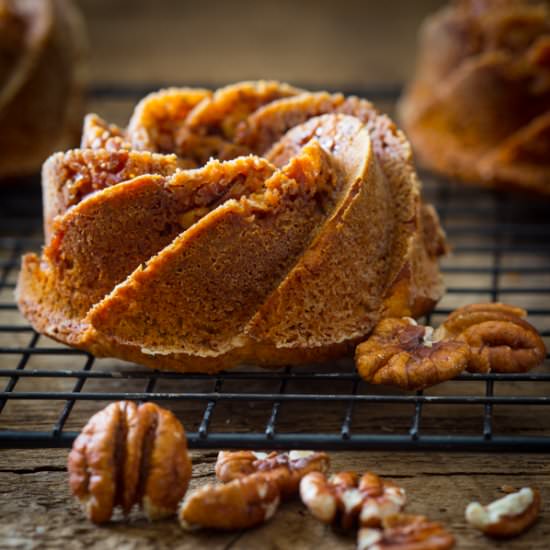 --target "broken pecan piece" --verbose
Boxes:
[67,401,192,524]
[465,487,541,538]
[437,303,546,373]
[300,471,406,530]
[216,449,330,498]
[178,472,280,530]
[355,318,470,390]
[358,514,455,550]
